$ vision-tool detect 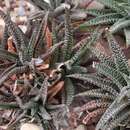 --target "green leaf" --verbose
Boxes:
[64,78,75,106]
[97,0,127,16]
[68,73,119,95]
[85,9,113,16]
[107,33,129,75]
[91,48,116,69]
[110,18,130,33]
[39,106,52,120]
[66,27,102,67]
[68,66,88,74]
[96,98,130,130]
[95,63,127,89]
[62,8,74,61]
[79,13,121,28]
[75,89,115,100]
[0,103,18,109]
[1,25,9,49]
[0,48,18,62]
[0,9,26,52]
